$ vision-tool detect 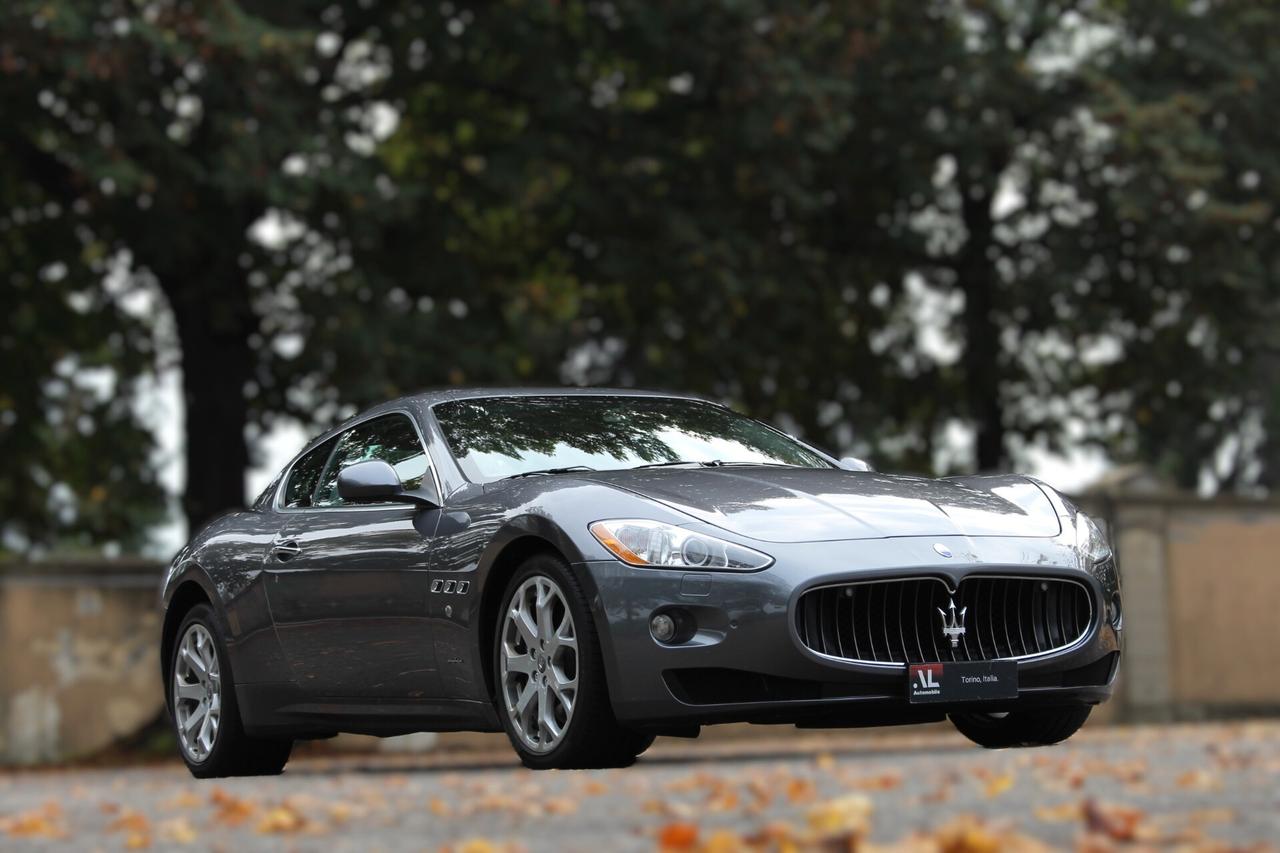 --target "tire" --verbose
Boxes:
[168,603,293,778]
[492,554,653,769]
[950,704,1092,749]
